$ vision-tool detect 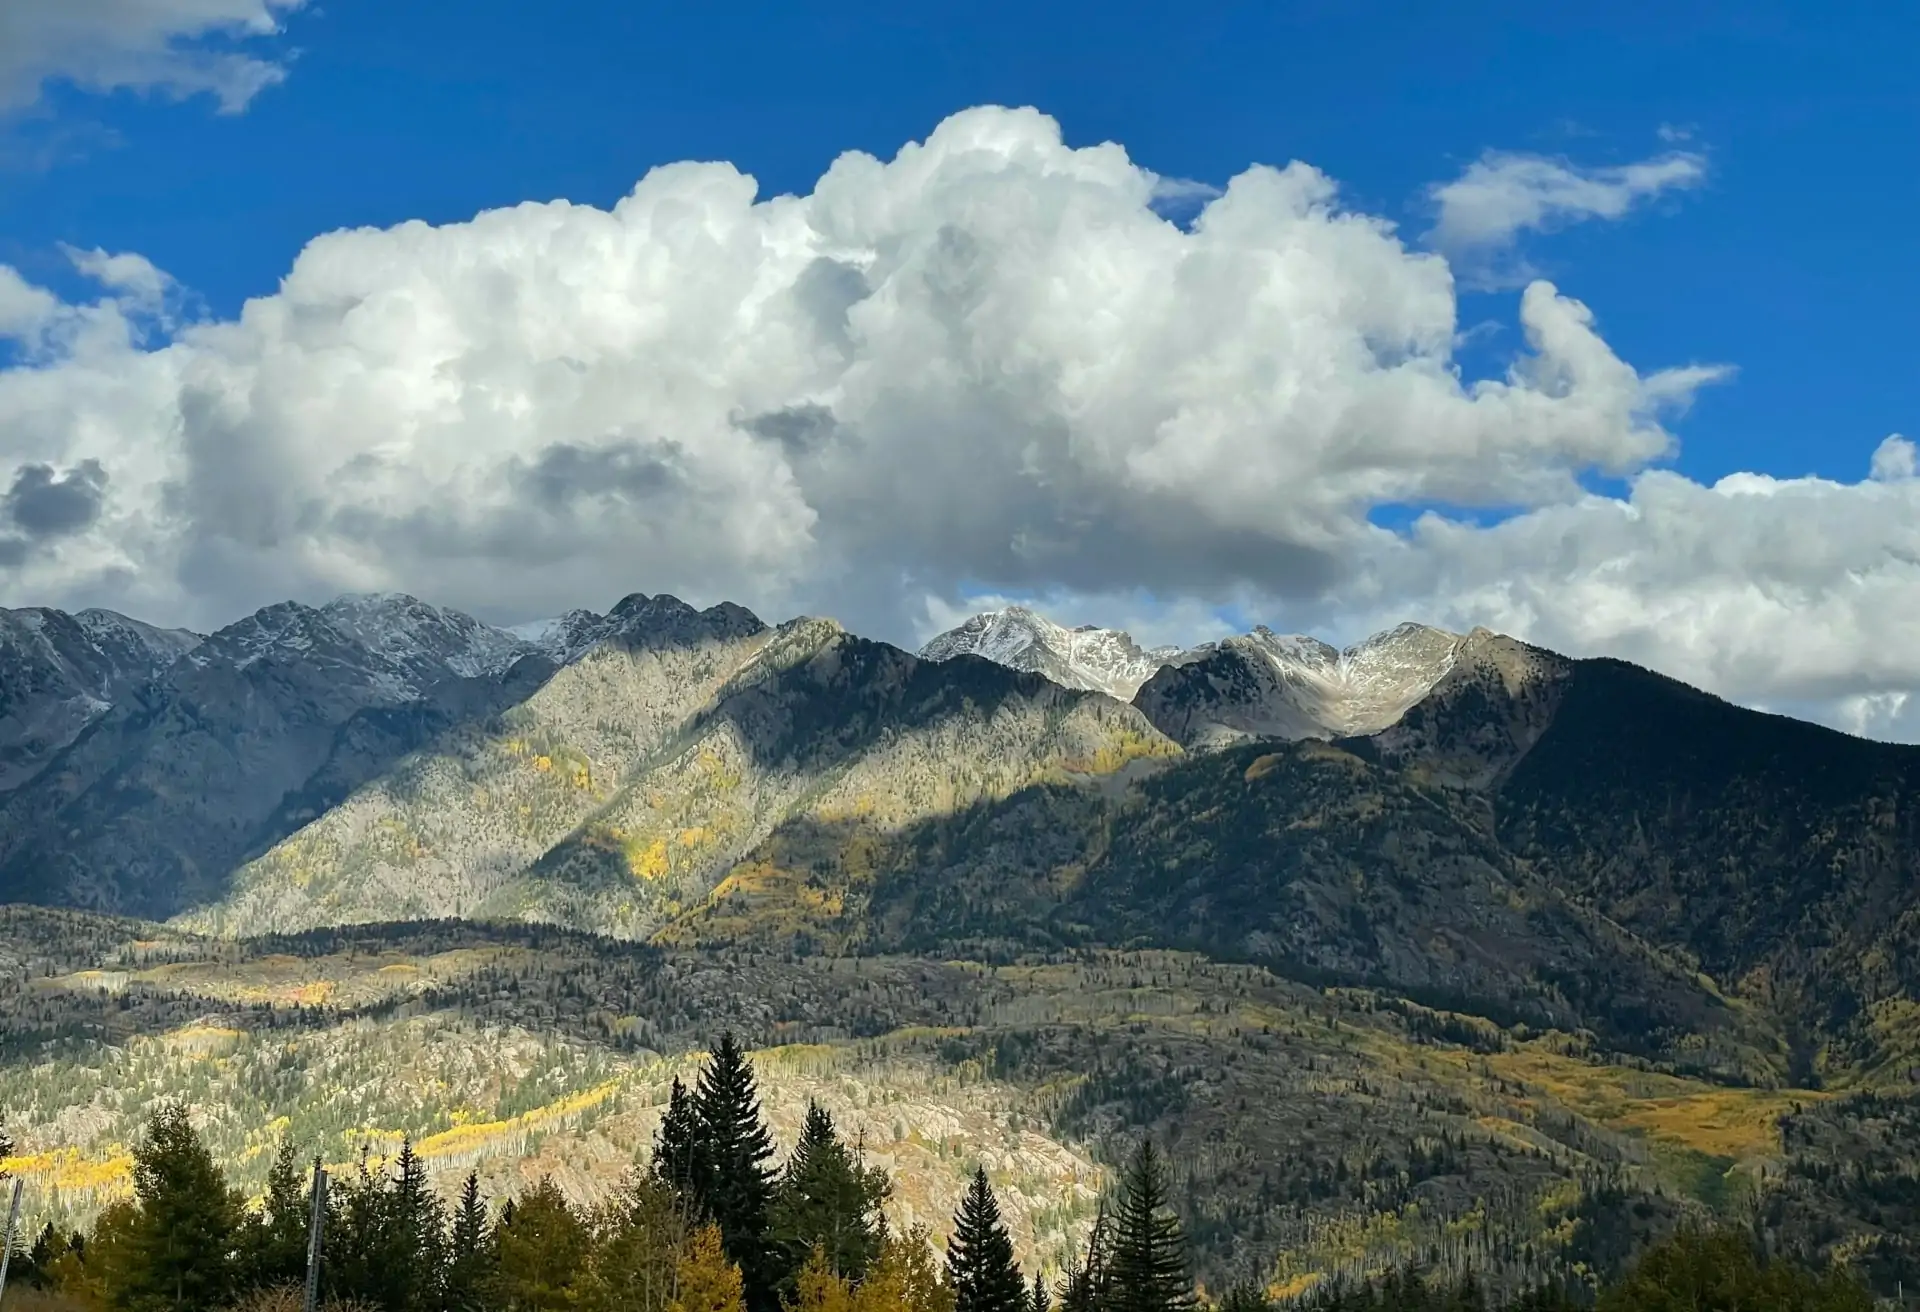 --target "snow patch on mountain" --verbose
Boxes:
[918,606,1197,700]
